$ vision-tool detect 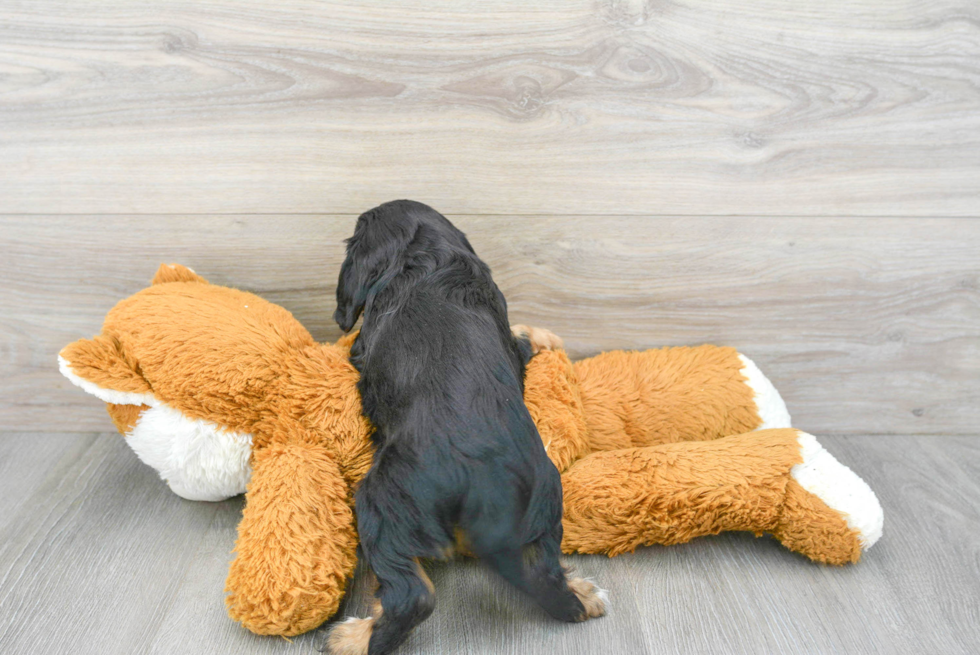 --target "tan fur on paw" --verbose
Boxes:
[511,324,564,354]
[327,616,375,655]
[567,578,608,620]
